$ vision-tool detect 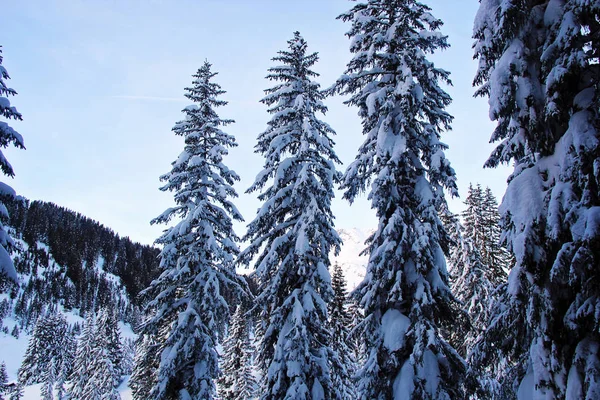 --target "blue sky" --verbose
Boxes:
[2,0,510,245]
